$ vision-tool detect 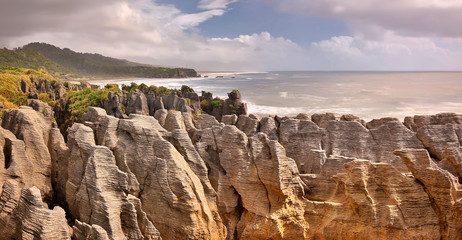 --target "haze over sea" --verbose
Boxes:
[90,71,462,121]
